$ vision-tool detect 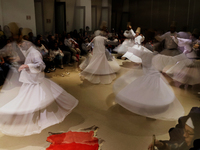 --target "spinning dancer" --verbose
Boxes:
[123,27,145,64]
[114,24,136,57]
[79,29,120,84]
[113,46,184,120]
[166,36,200,88]
[0,40,78,136]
